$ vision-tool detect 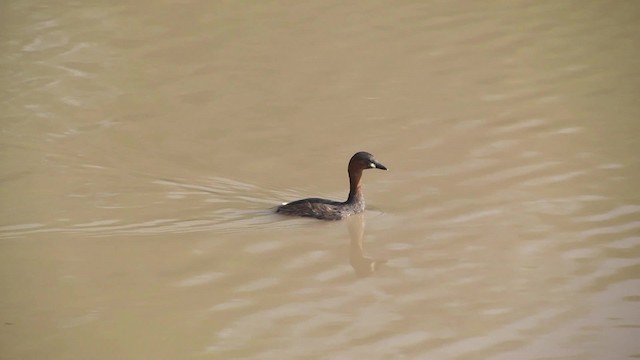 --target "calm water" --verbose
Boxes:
[1,1,639,359]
